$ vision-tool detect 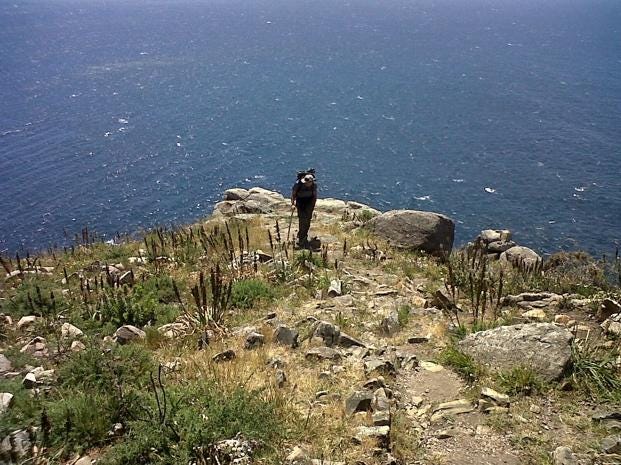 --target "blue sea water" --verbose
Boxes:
[1,0,620,255]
